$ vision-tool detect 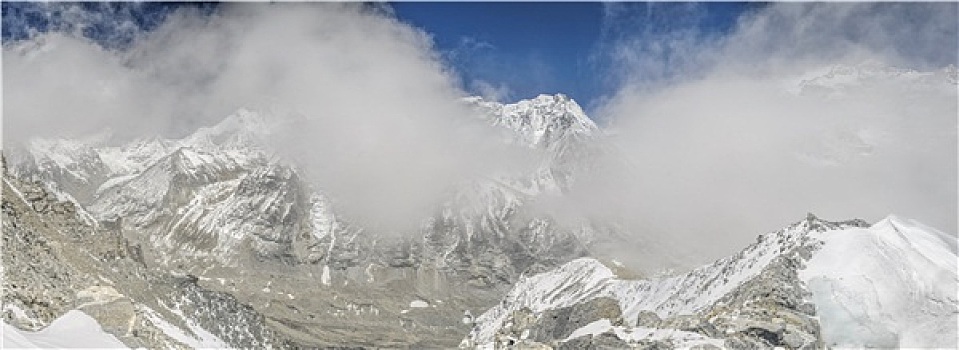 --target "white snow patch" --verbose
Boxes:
[562,319,612,341]
[560,319,724,348]
[321,265,332,286]
[2,310,127,348]
[156,302,229,348]
[95,173,138,195]
[365,263,376,283]
[613,326,724,347]
[141,306,218,349]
